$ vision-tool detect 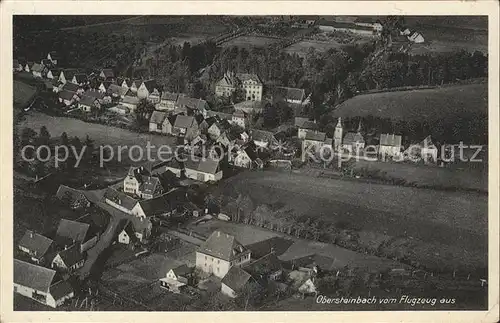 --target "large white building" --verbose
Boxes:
[215,71,263,101]
[196,230,251,278]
